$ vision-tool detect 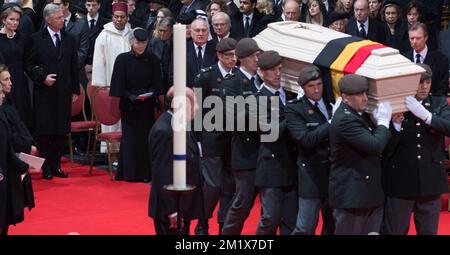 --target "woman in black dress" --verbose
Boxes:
[110,28,163,182]
[0,4,33,129]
